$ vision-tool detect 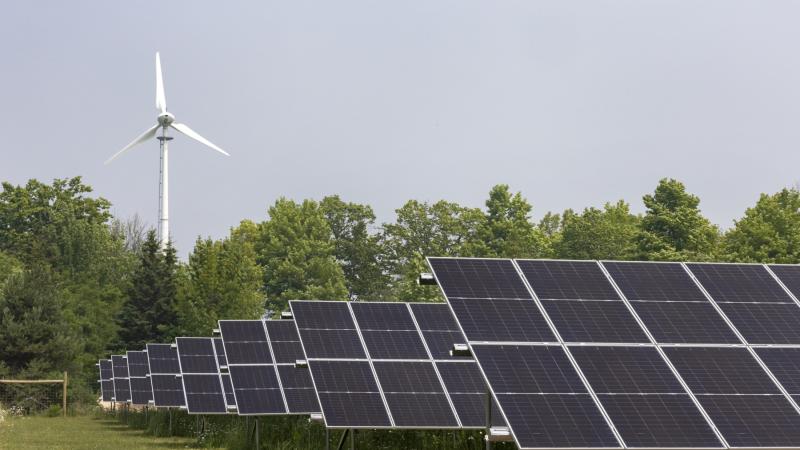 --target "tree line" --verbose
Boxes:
[0,176,798,399]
